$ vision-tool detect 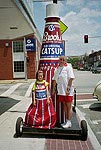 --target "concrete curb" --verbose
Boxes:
[0,79,35,84]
